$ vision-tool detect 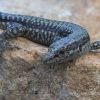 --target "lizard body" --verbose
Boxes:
[0,12,100,64]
